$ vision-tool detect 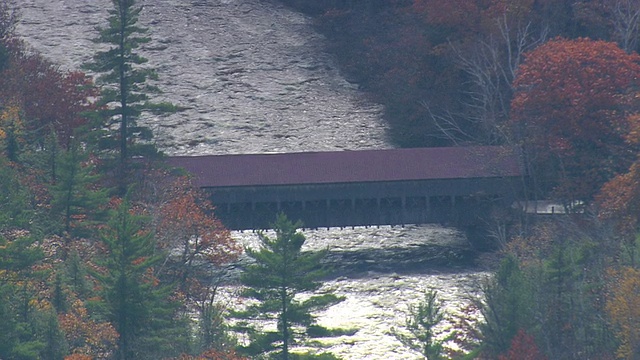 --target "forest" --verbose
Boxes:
[2,0,640,359]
